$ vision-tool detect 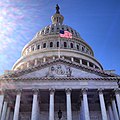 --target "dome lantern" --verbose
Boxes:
[51,4,64,24]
